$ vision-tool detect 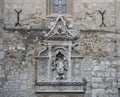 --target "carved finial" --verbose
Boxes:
[58,0,62,14]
